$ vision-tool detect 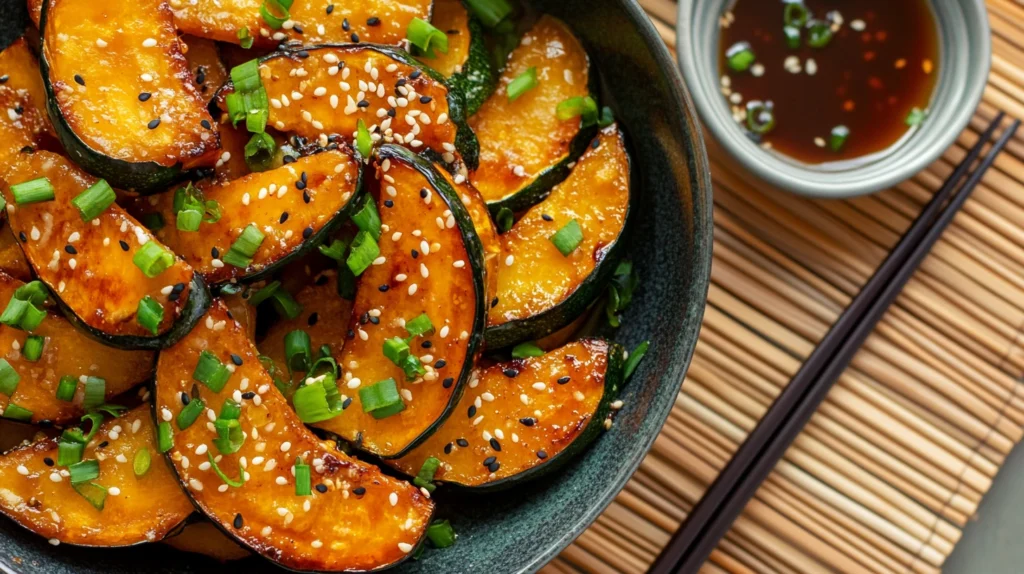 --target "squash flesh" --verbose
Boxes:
[181,35,228,102]
[155,302,432,572]
[312,148,483,458]
[469,16,590,204]
[0,405,193,546]
[42,0,218,169]
[136,150,361,285]
[437,167,500,308]
[0,224,33,282]
[0,38,50,130]
[168,0,431,47]
[0,151,197,338]
[390,339,612,486]
[253,47,460,162]
[212,121,251,182]
[414,0,471,77]
[489,126,629,324]
[0,39,55,162]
